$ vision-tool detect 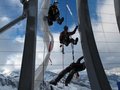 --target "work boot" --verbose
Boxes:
[57,17,64,25]
[49,80,57,86]
[45,16,53,26]
[65,83,68,86]
[74,38,78,45]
